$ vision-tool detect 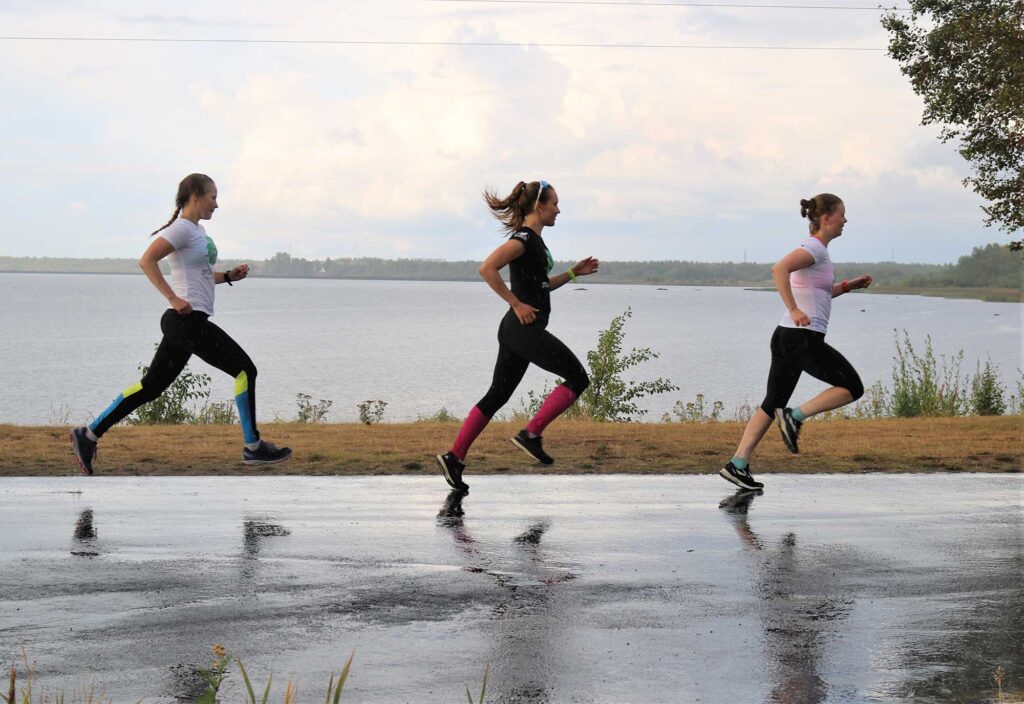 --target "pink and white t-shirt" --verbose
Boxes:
[778,236,834,334]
